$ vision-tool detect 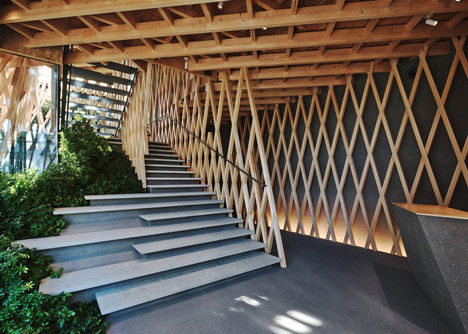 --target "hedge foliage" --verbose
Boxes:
[0,119,144,333]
